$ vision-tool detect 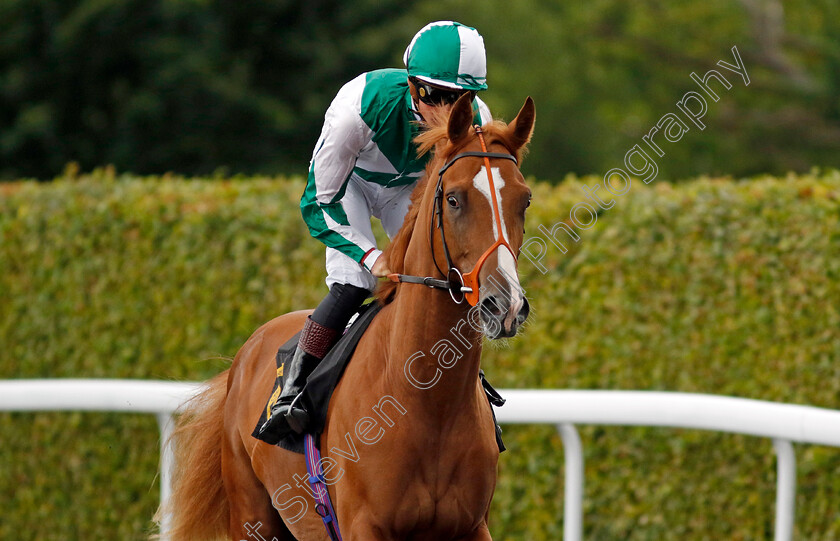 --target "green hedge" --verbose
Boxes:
[1,169,839,540]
